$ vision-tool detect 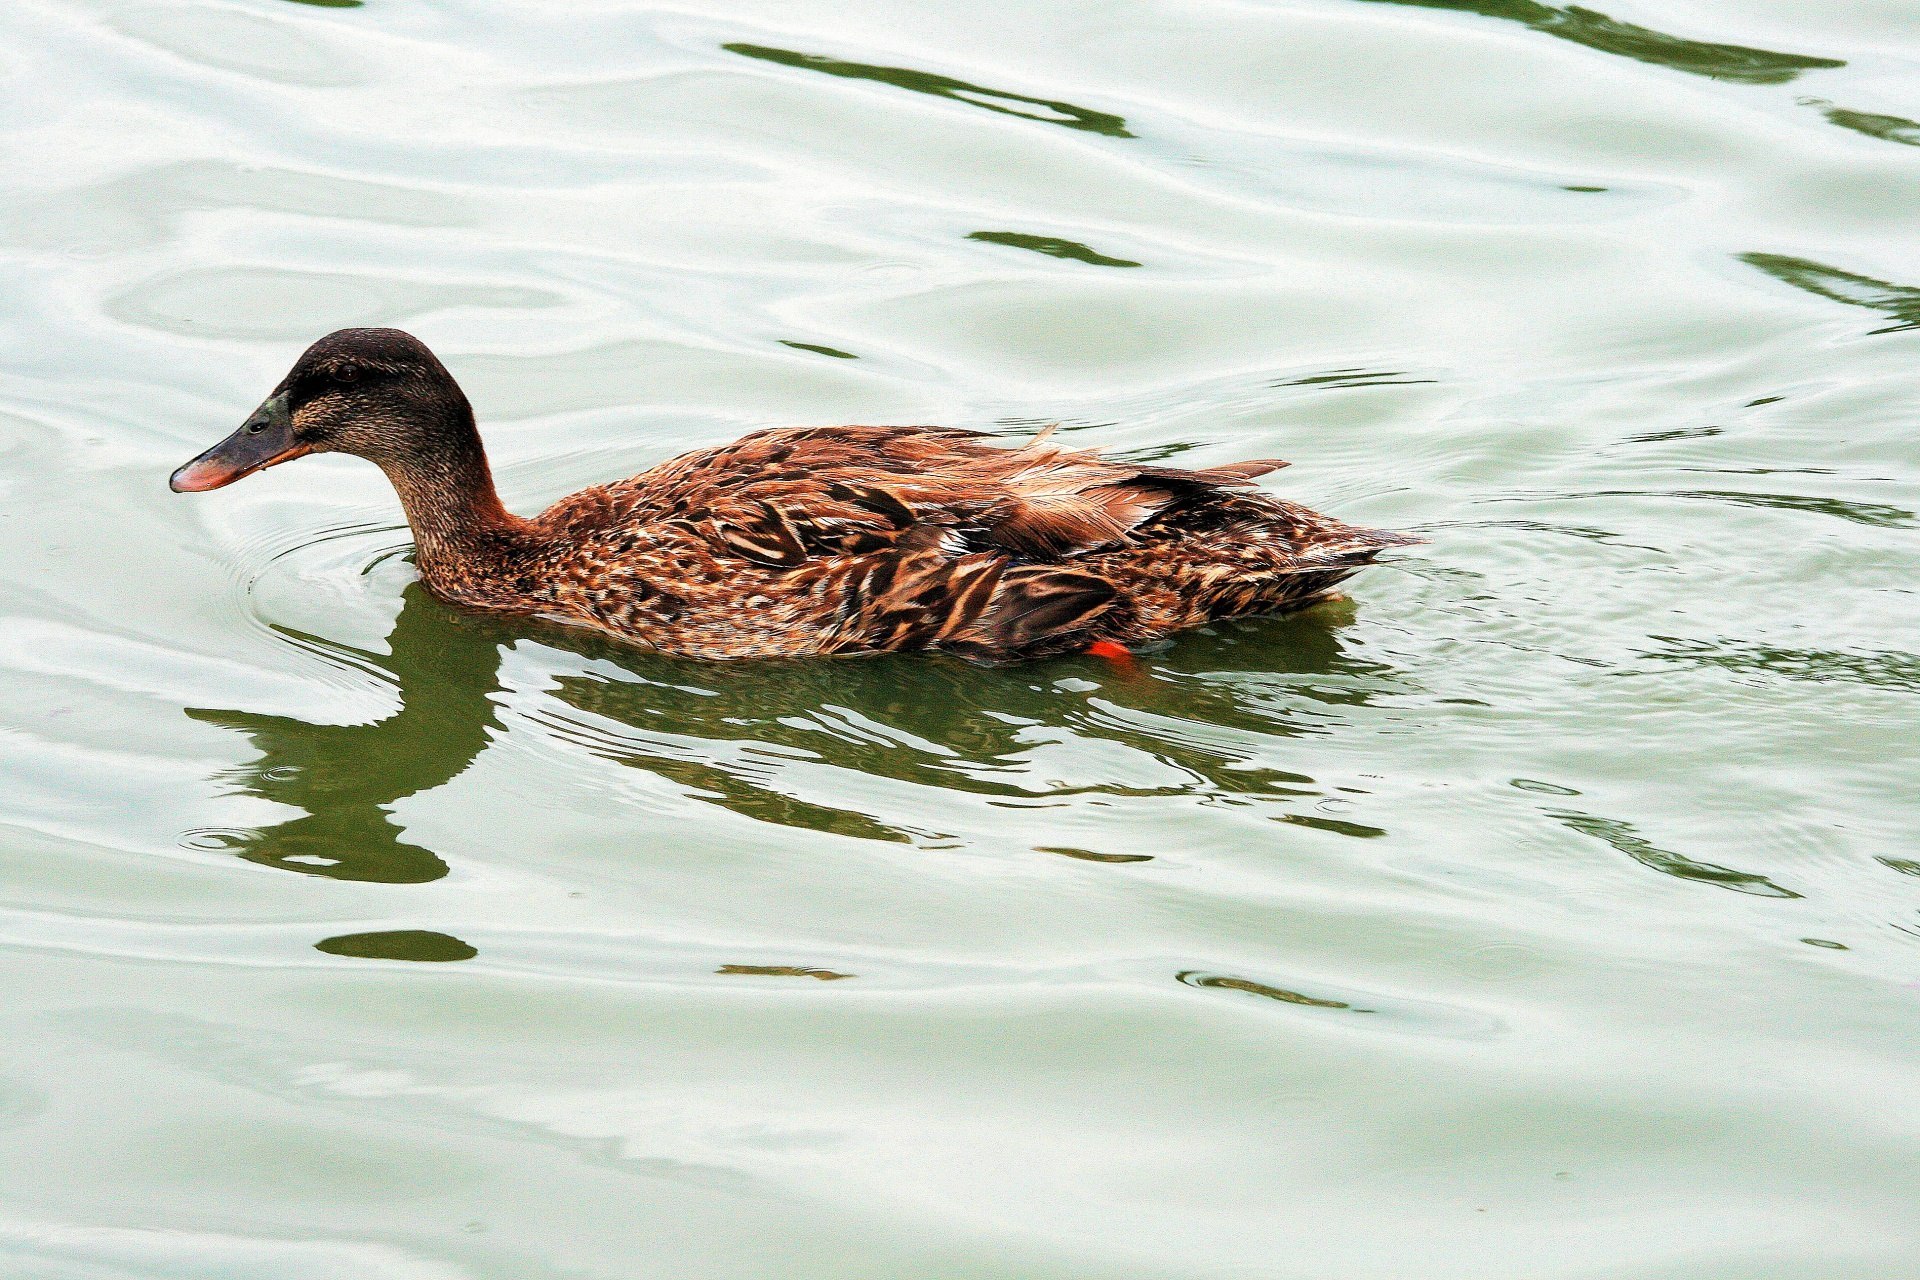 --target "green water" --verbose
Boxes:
[4,0,1918,1275]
